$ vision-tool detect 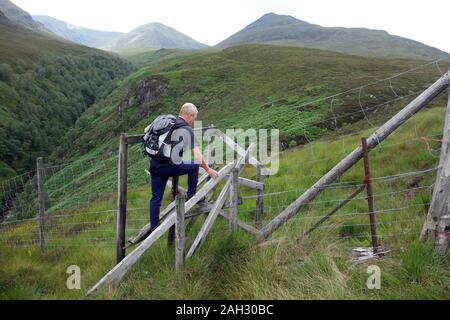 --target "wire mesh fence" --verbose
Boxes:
[0,61,448,253]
